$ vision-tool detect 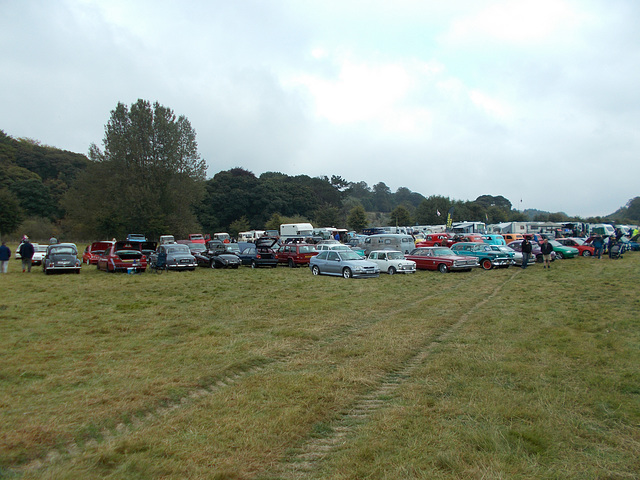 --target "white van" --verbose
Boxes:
[280,223,314,238]
[361,234,415,255]
[239,230,265,242]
